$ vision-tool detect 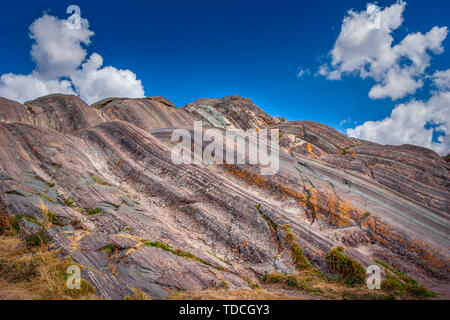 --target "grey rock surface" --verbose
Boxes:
[0,94,448,299]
